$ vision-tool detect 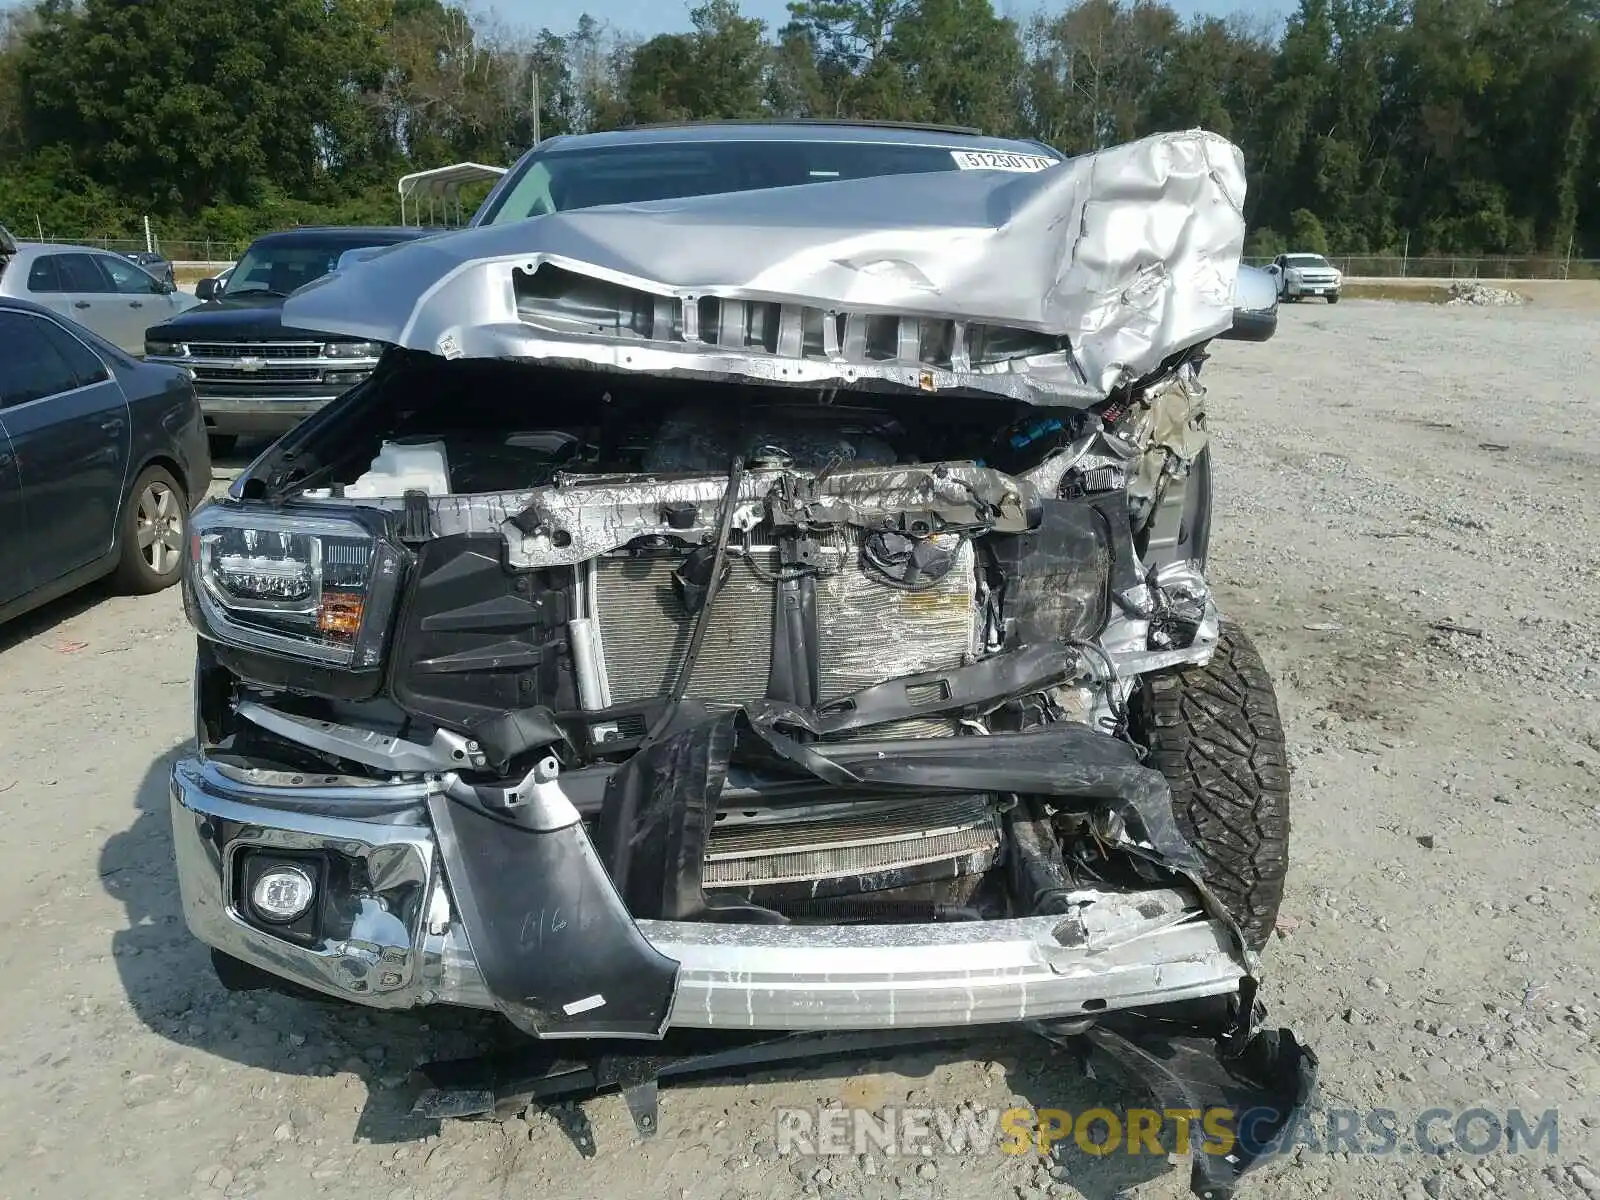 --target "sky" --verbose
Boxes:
[493,0,1299,41]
